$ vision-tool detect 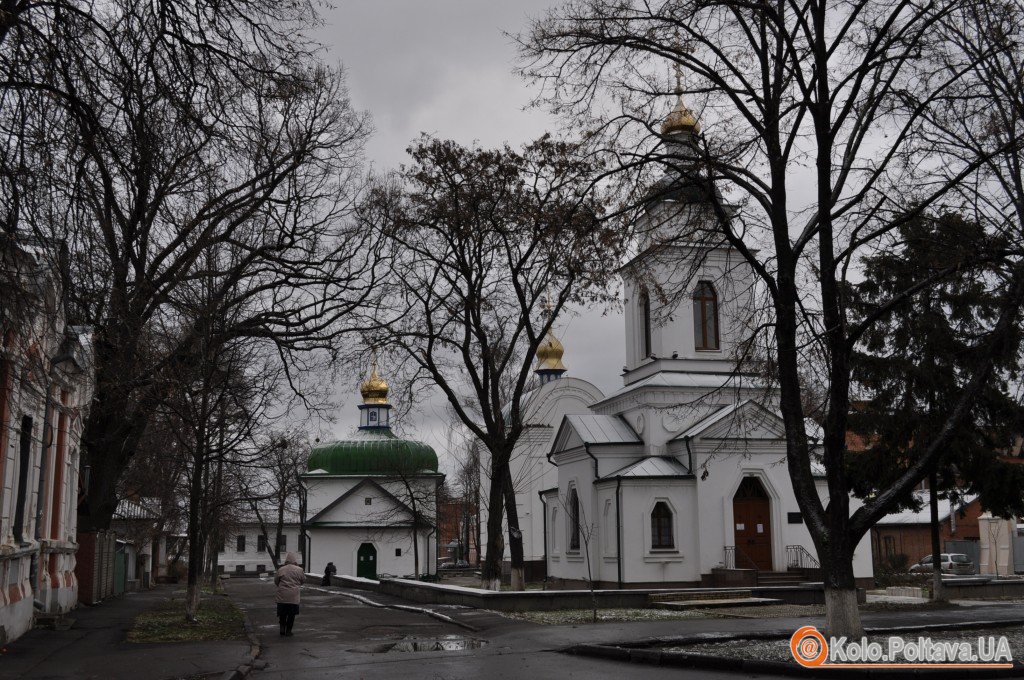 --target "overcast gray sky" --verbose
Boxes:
[313,1,626,470]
